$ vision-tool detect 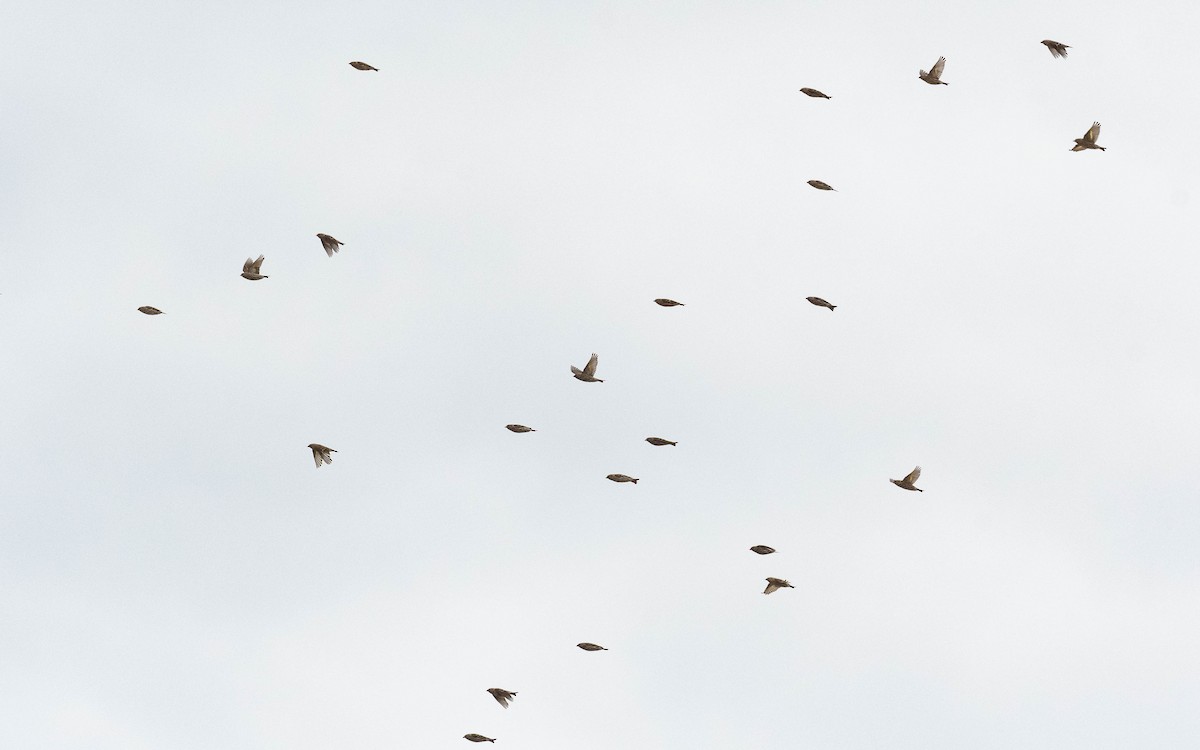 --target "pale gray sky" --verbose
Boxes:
[3,1,1199,748]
